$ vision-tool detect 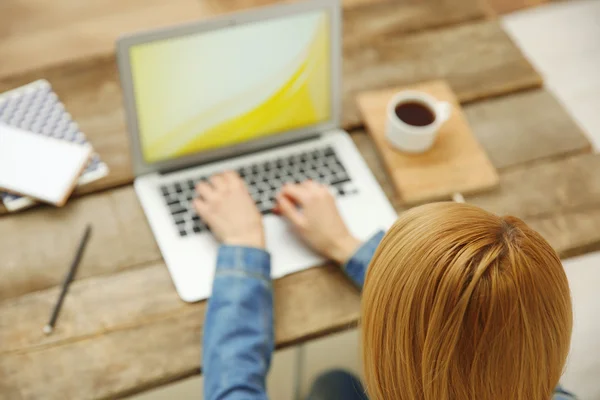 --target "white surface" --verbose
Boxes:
[561,252,600,400]
[0,123,91,205]
[502,0,600,151]
[135,129,397,302]
[385,90,451,153]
